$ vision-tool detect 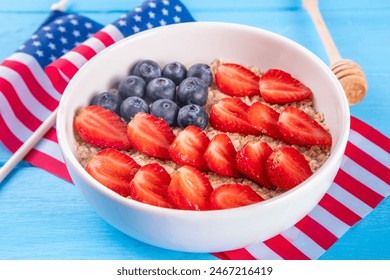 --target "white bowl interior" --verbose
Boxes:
[57,22,350,252]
